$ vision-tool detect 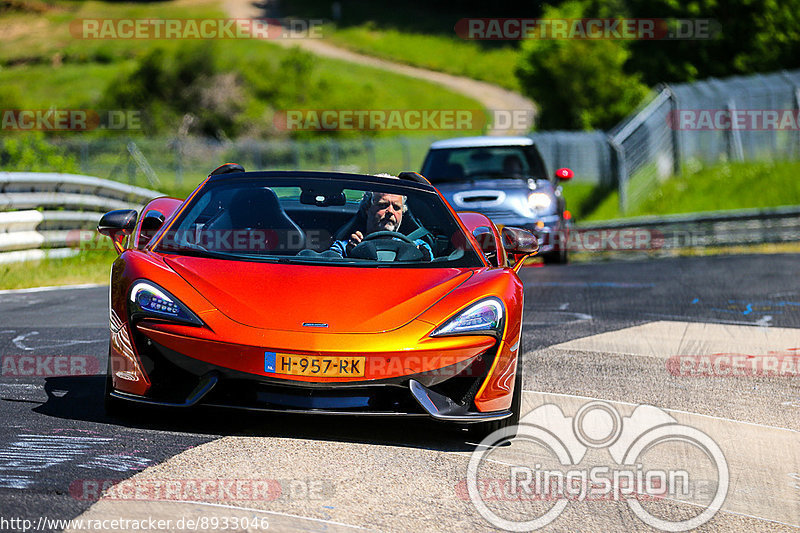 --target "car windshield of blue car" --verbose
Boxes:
[156,176,483,267]
[422,146,547,183]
